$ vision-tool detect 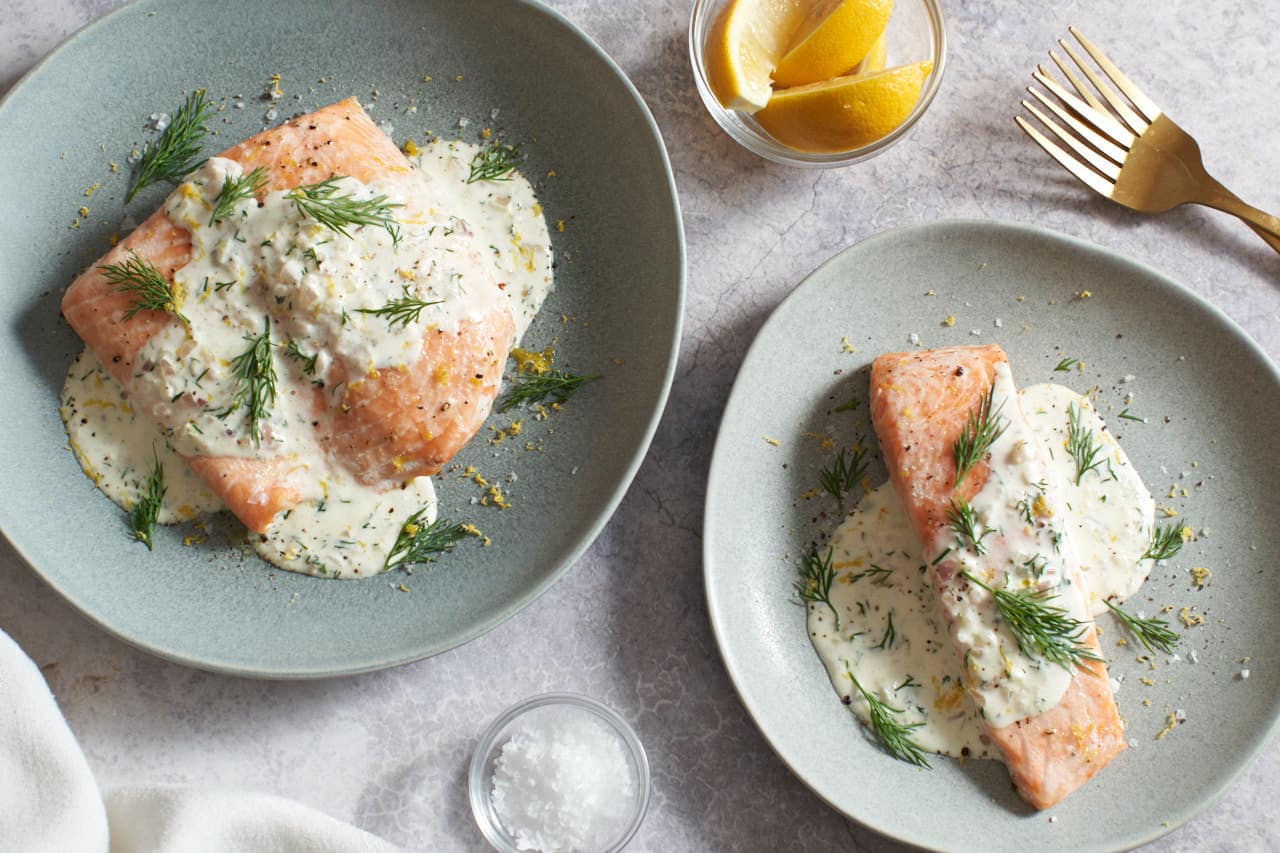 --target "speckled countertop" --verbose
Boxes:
[2,1,1277,851]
